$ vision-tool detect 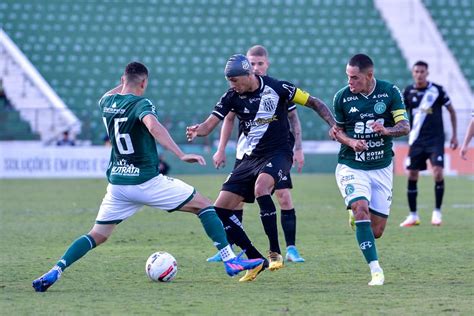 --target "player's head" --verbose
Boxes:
[224,54,254,94]
[246,45,270,76]
[122,62,149,95]
[346,54,374,94]
[412,60,429,86]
